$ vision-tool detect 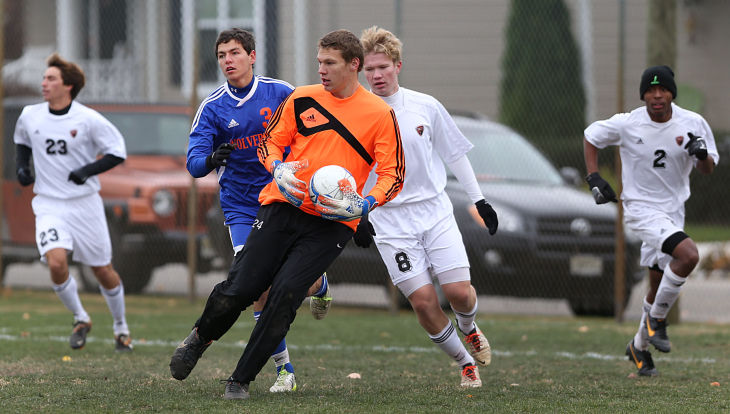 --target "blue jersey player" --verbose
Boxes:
[175,28,331,393]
